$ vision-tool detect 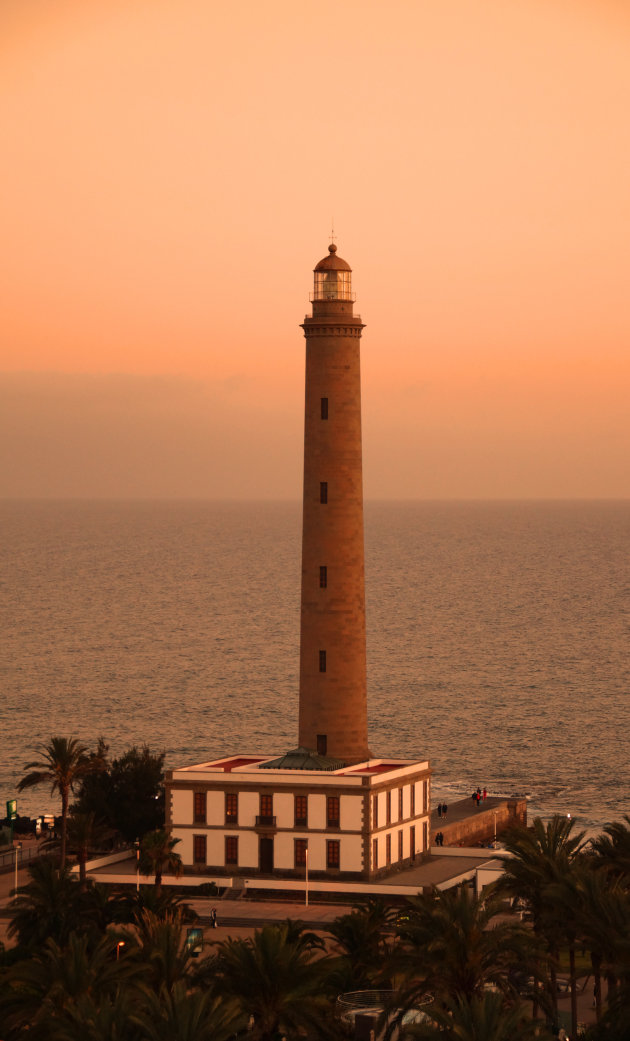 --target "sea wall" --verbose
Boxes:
[439,798,527,847]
